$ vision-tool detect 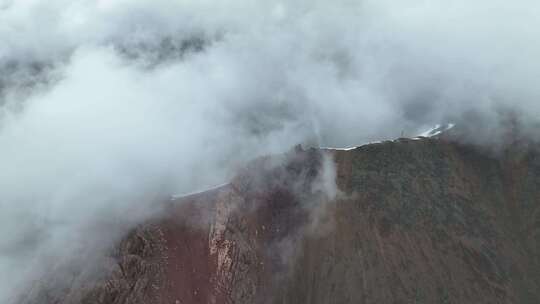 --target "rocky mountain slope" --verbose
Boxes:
[22,135,540,304]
